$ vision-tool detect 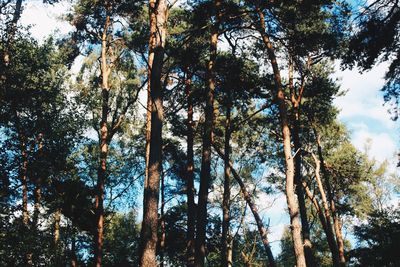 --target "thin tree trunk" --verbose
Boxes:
[256,10,306,267]
[185,72,196,267]
[71,229,77,267]
[288,58,314,267]
[54,208,61,265]
[144,0,157,194]
[333,213,345,266]
[139,0,167,265]
[94,14,111,267]
[302,179,344,267]
[313,128,346,266]
[212,143,276,267]
[194,0,221,265]
[33,134,43,227]
[160,172,166,267]
[20,133,32,266]
[221,103,232,267]
[310,153,340,267]
[19,135,29,226]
